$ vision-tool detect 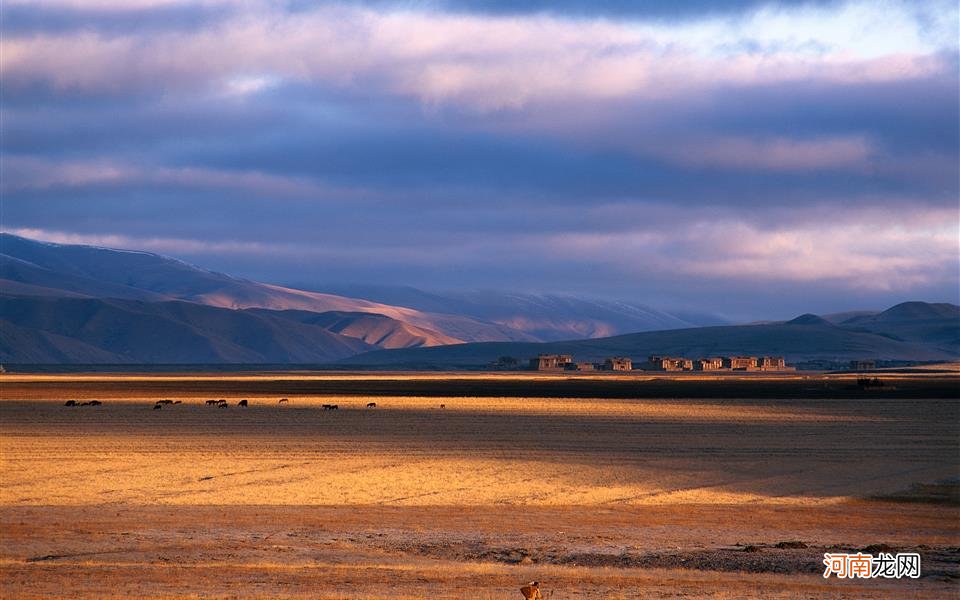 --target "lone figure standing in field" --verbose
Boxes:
[520,581,542,599]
